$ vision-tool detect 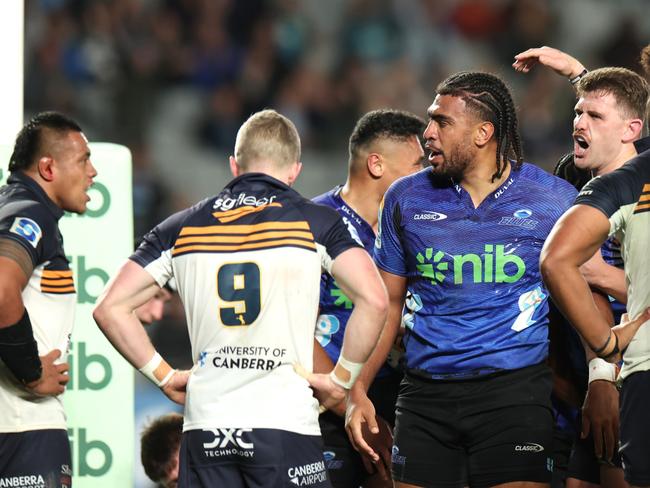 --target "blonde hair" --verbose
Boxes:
[234,110,301,170]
